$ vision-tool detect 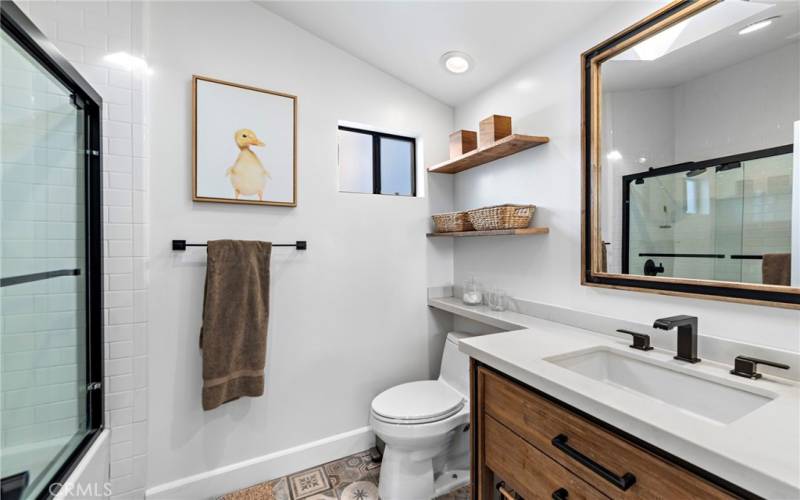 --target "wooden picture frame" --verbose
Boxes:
[580,0,800,309]
[192,75,297,207]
